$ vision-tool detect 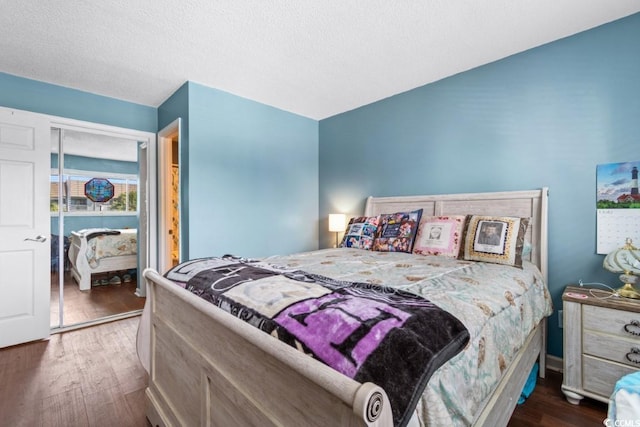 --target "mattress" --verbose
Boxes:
[260,248,553,426]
